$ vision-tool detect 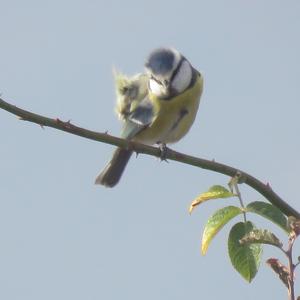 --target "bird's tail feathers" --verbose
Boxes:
[95,148,133,187]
